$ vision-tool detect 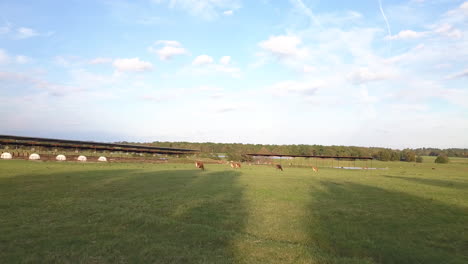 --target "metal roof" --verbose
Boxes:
[245,153,373,160]
[0,135,199,154]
